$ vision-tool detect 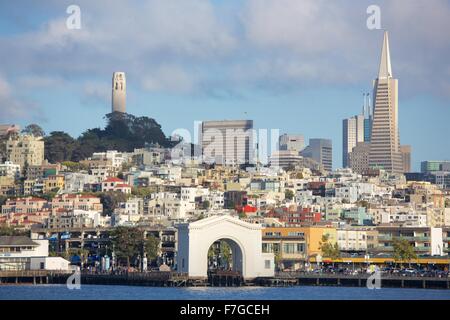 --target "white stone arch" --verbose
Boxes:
[176,215,274,279]
[206,234,246,274]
